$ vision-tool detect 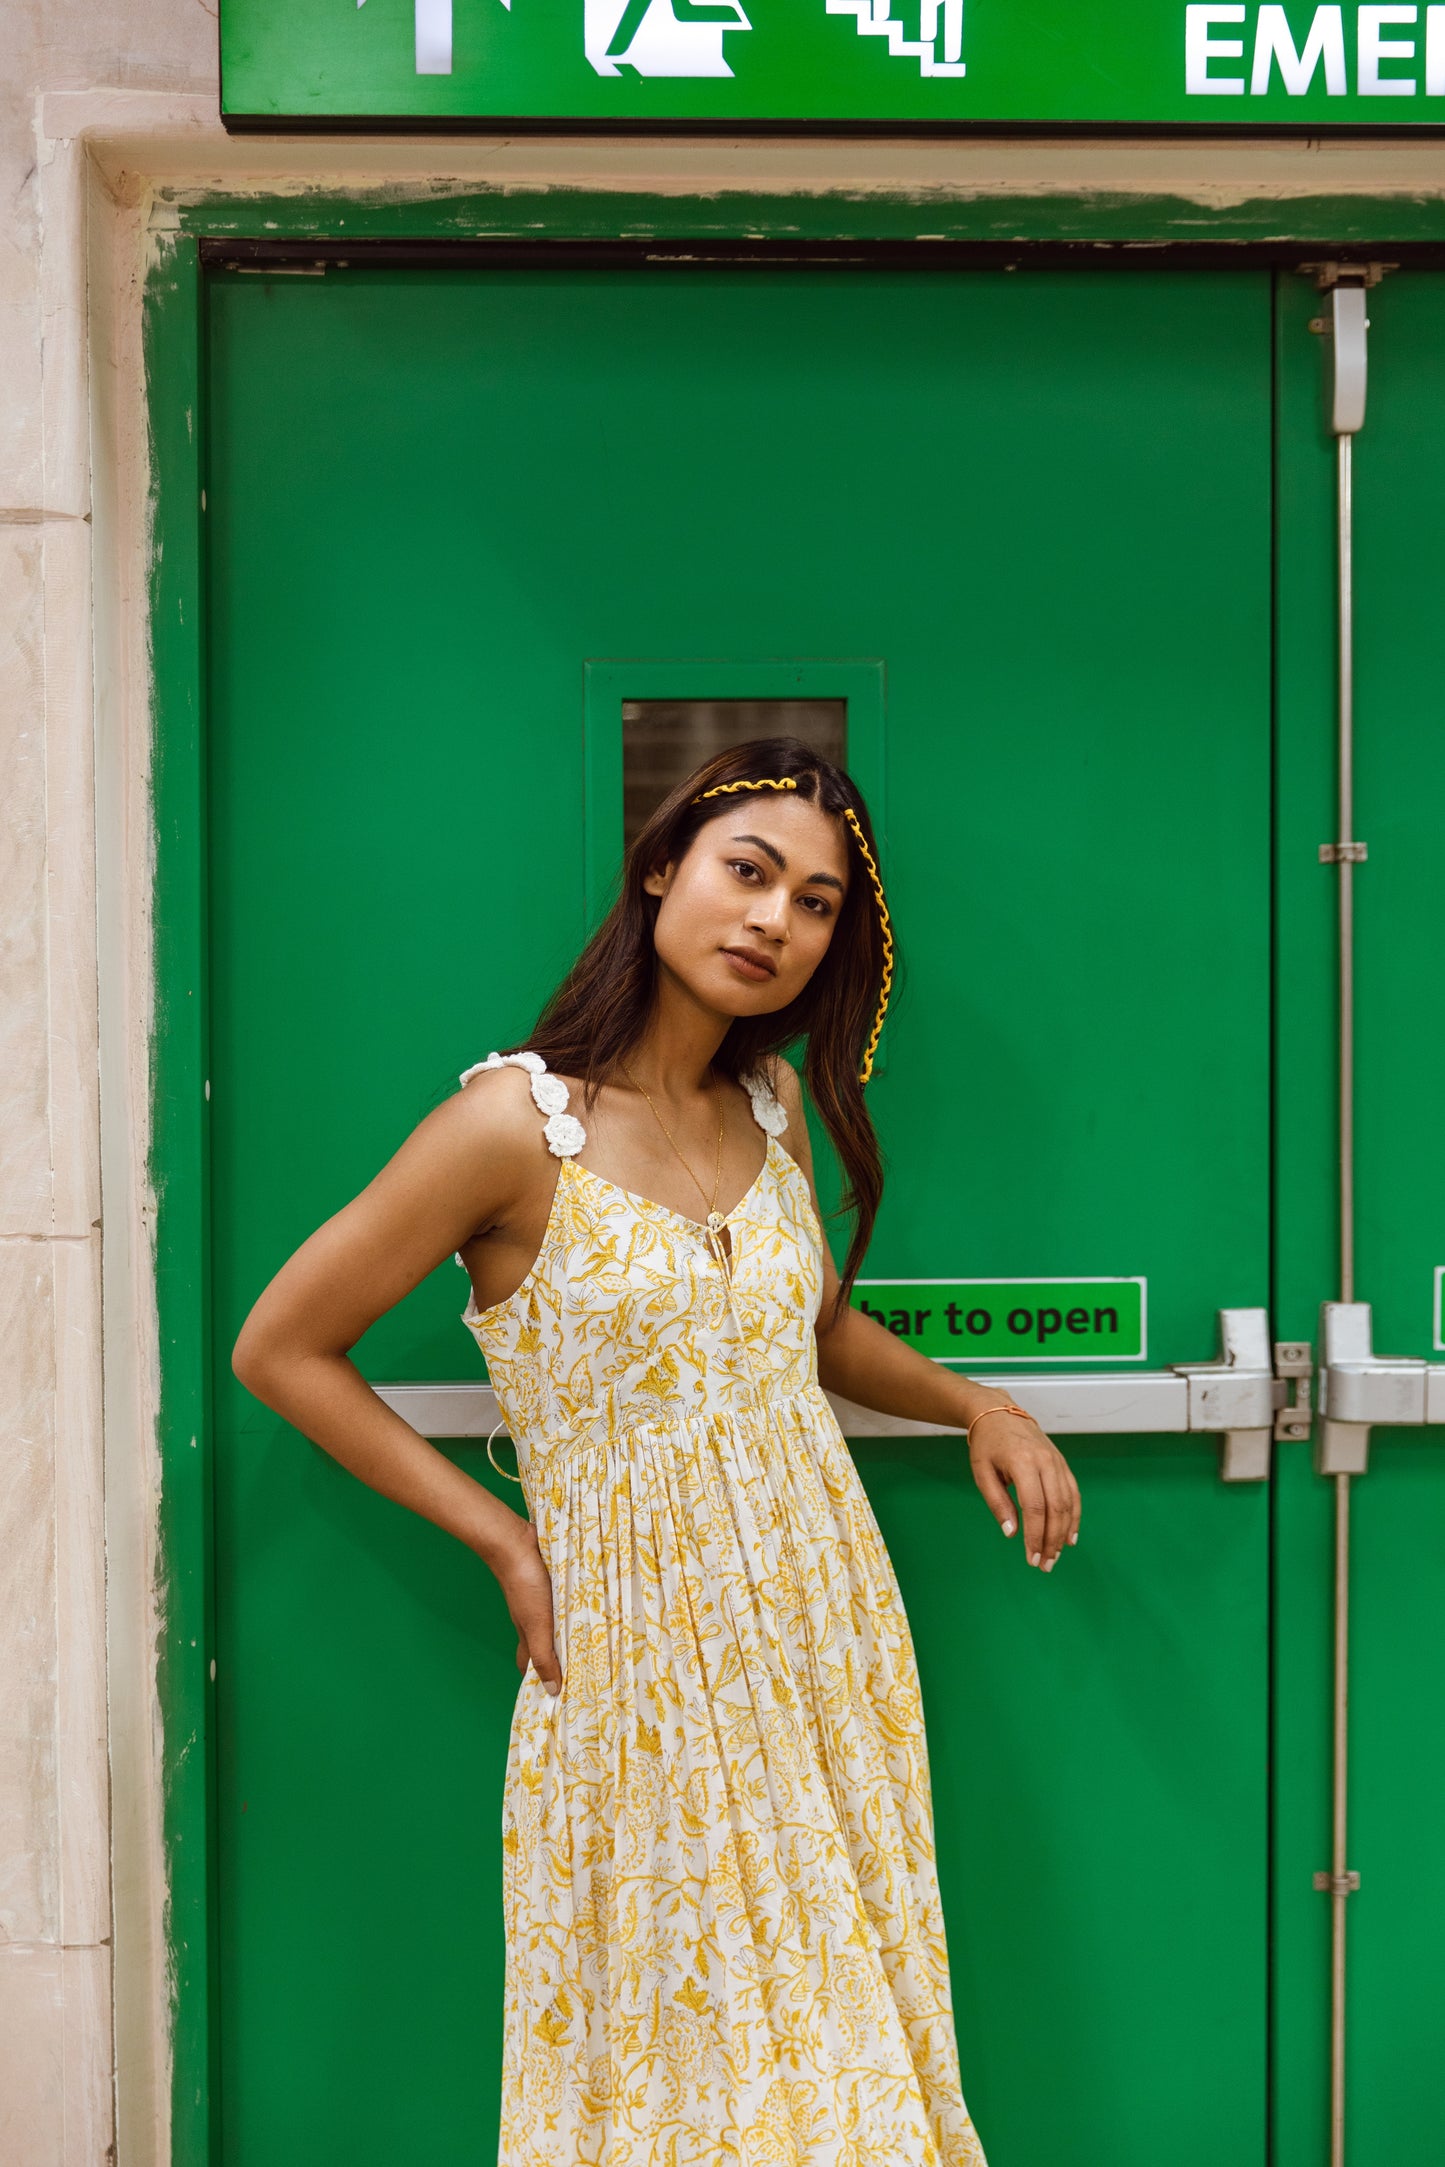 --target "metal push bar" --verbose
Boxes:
[375,1305,1299,1483]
